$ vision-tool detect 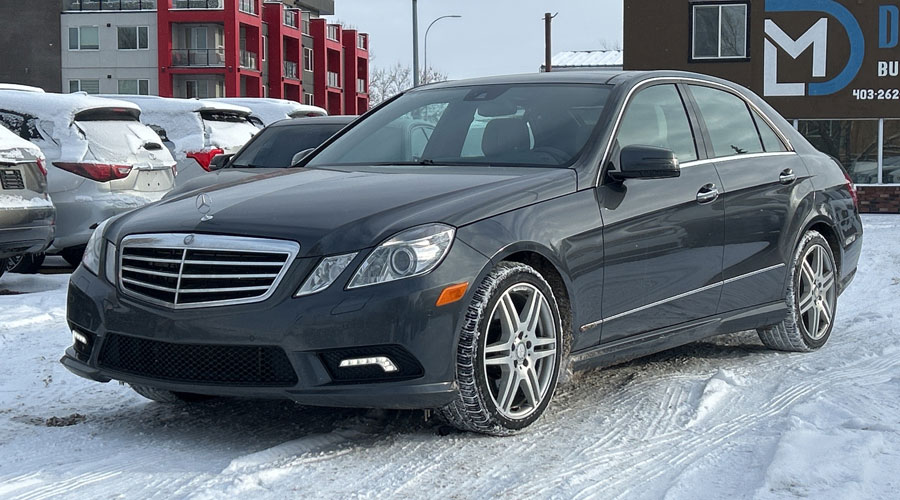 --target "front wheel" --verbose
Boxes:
[439,262,565,435]
[6,253,45,274]
[757,230,838,351]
